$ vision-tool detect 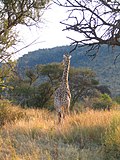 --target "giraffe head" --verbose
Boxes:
[63,54,71,65]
